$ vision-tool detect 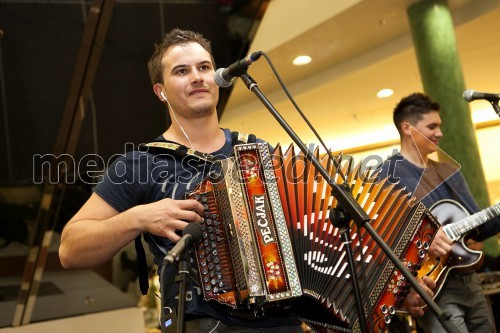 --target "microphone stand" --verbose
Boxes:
[237,71,461,333]
[331,204,370,333]
[175,246,191,333]
[489,100,500,117]
[159,244,192,333]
